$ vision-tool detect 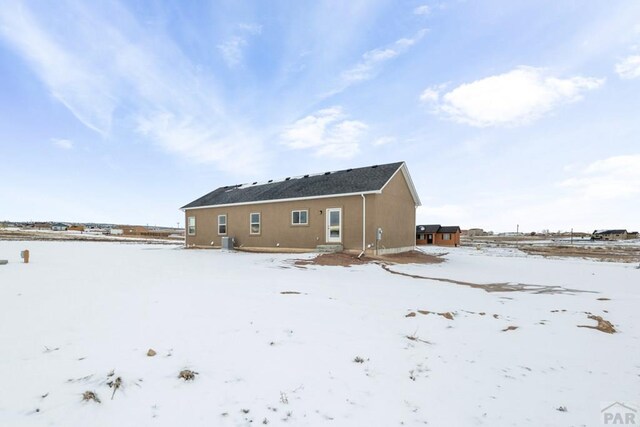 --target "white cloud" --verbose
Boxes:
[218,36,248,68]
[560,154,640,199]
[615,55,640,79]
[51,138,73,150]
[0,2,265,173]
[422,66,604,127]
[327,29,427,96]
[281,107,367,159]
[413,5,431,16]
[419,86,441,103]
[218,23,262,68]
[373,136,397,146]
